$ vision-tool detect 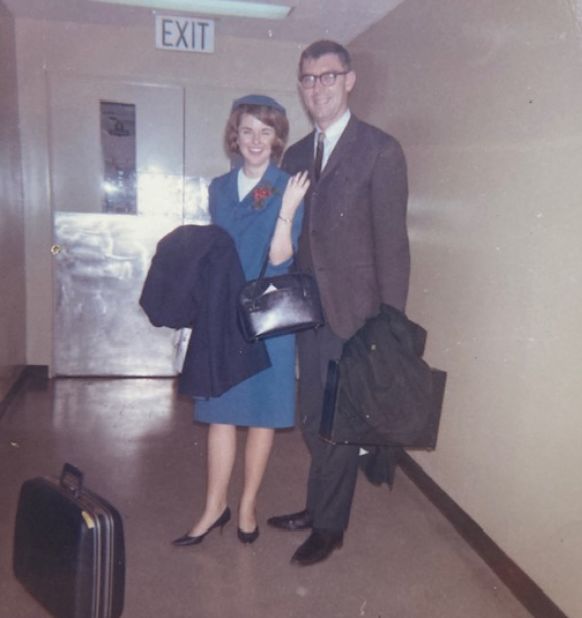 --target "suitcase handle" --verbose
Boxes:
[60,463,84,497]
